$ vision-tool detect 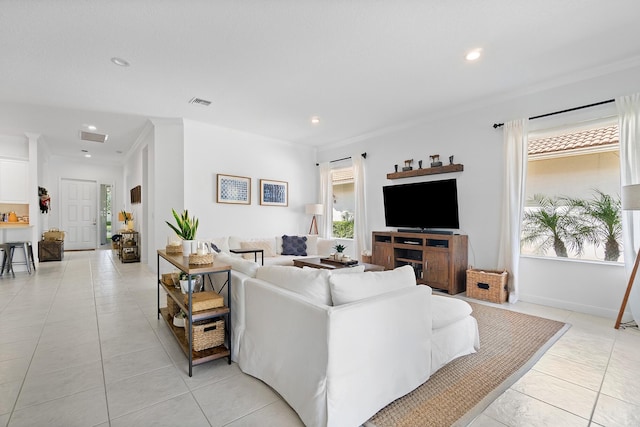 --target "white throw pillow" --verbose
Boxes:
[256,265,332,306]
[209,236,229,253]
[316,238,337,256]
[305,235,319,255]
[216,251,259,278]
[329,265,416,306]
[240,240,276,258]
